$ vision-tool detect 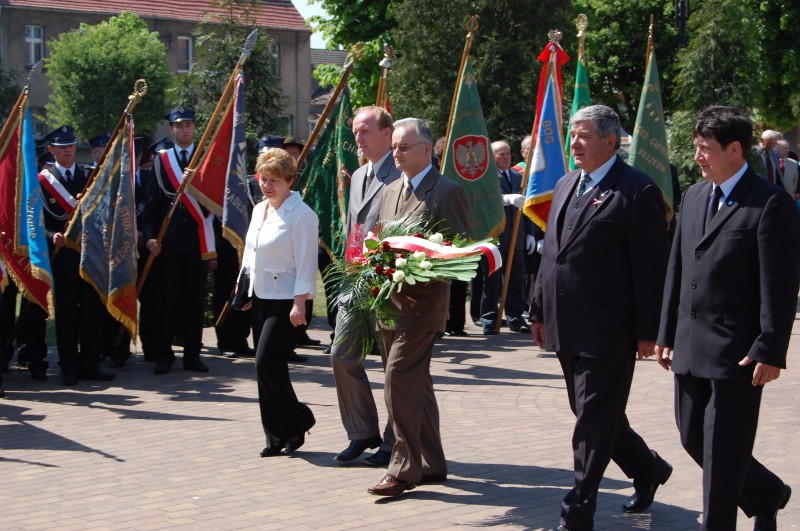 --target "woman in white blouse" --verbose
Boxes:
[241,148,318,457]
